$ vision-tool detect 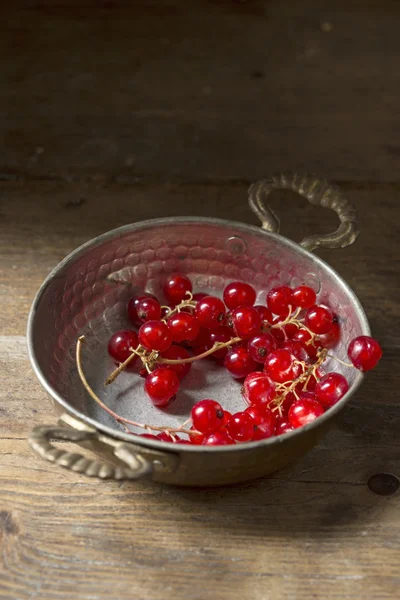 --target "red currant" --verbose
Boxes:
[128,294,156,326]
[267,286,292,316]
[305,305,334,334]
[254,305,274,325]
[315,372,349,407]
[231,306,262,339]
[187,326,211,350]
[275,418,293,435]
[223,281,256,310]
[282,340,309,363]
[192,292,207,302]
[288,397,324,428]
[242,372,276,406]
[202,431,234,446]
[167,312,200,343]
[189,427,205,445]
[292,285,317,309]
[264,349,302,383]
[139,433,159,440]
[157,432,181,442]
[191,399,225,434]
[348,336,382,371]
[248,333,277,363]
[160,344,192,380]
[108,330,138,364]
[227,412,255,442]
[253,410,276,440]
[195,296,226,330]
[136,296,161,322]
[144,367,179,406]
[163,273,192,305]
[138,320,172,352]
[223,345,258,378]
[205,326,234,360]
[292,328,318,359]
[317,321,340,349]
